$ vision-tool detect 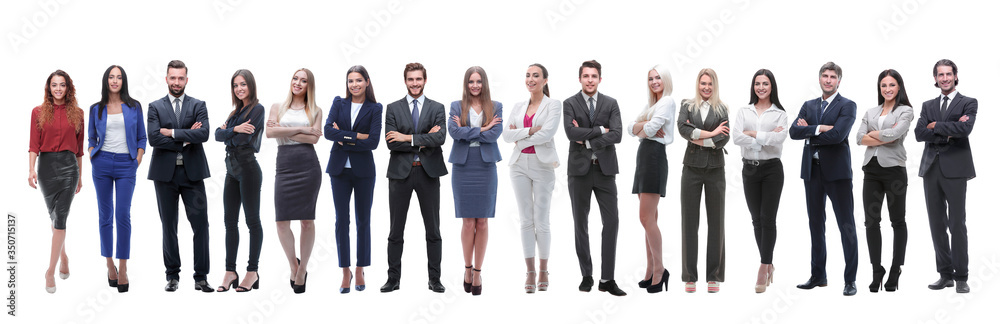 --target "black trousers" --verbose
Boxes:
[923,158,969,281]
[568,164,619,280]
[386,165,442,281]
[154,166,210,281]
[223,147,263,272]
[681,165,726,282]
[742,159,783,264]
[861,157,907,268]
